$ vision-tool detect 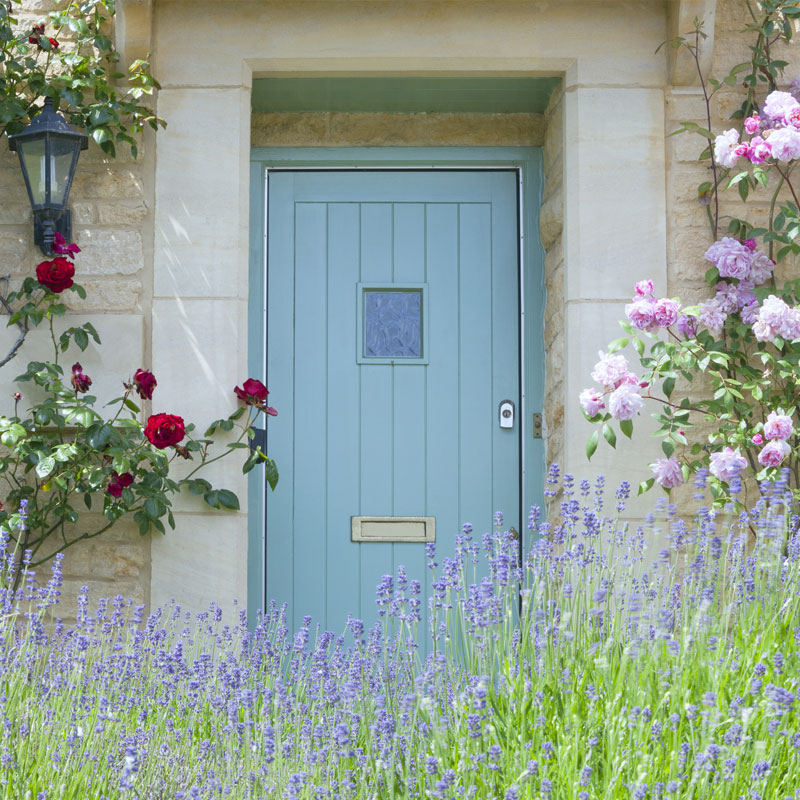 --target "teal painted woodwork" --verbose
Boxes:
[248,147,546,636]
[251,77,561,114]
[265,169,522,635]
